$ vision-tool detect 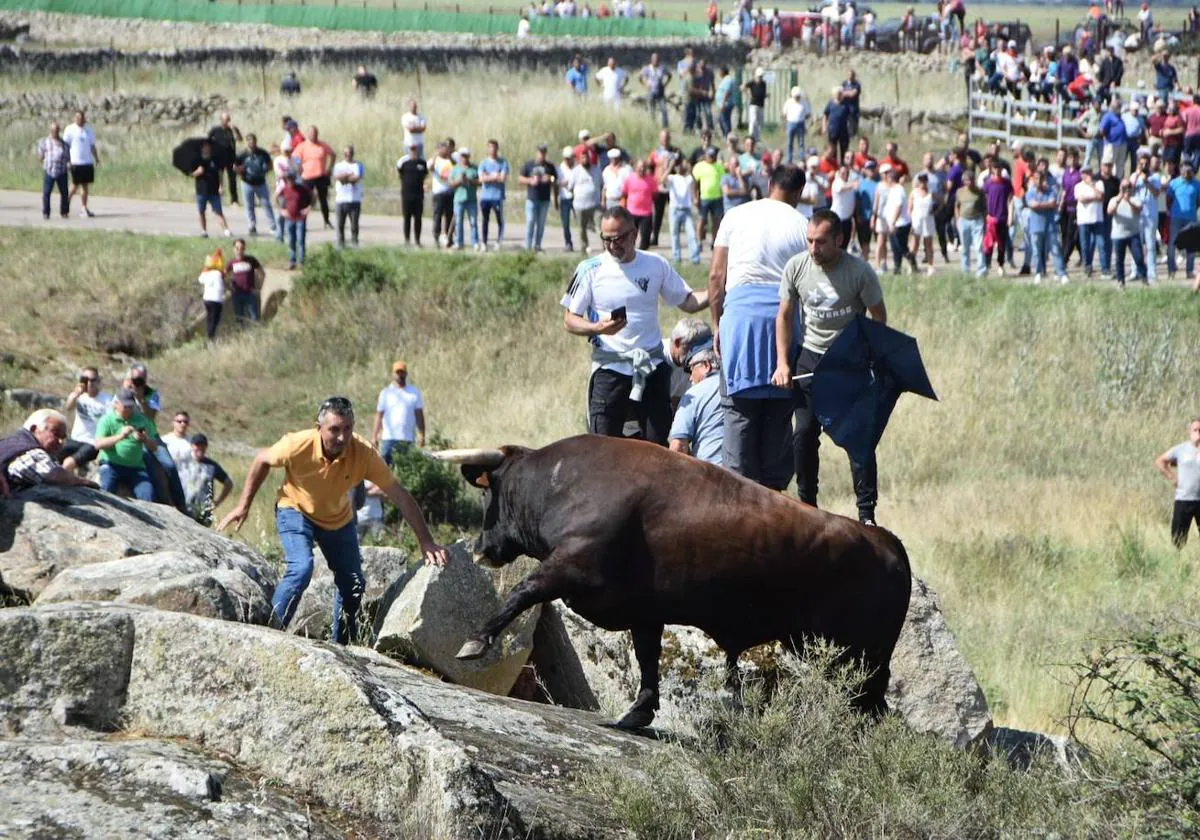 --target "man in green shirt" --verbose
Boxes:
[94,389,159,501]
[771,209,888,526]
[691,145,726,251]
[451,147,481,251]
